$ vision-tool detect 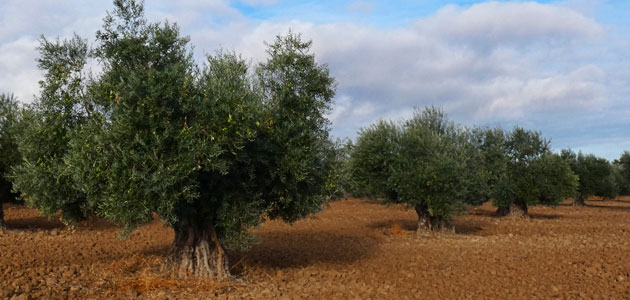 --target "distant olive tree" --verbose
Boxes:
[615,151,630,196]
[350,107,469,232]
[561,150,614,205]
[325,138,356,199]
[349,120,399,201]
[11,34,92,226]
[462,127,508,206]
[493,128,577,217]
[0,94,22,228]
